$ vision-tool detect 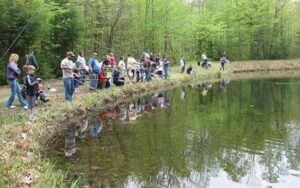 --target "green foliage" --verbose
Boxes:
[0,0,299,84]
